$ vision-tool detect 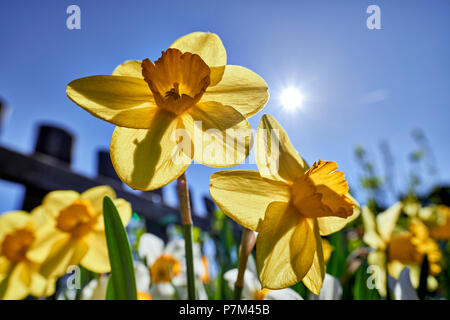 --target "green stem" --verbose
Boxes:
[234,285,243,300]
[177,172,196,300]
